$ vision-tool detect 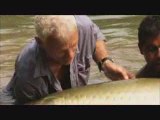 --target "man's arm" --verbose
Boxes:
[93,40,135,80]
[14,76,49,104]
